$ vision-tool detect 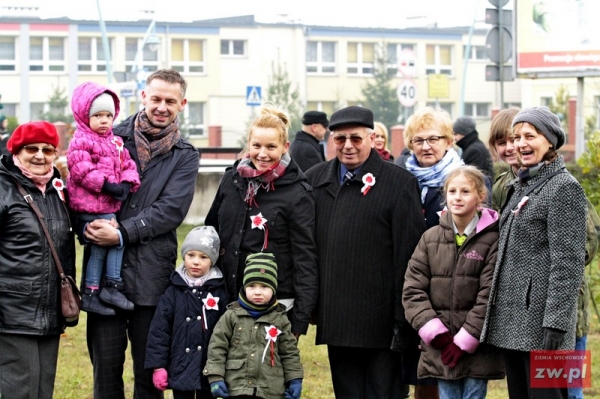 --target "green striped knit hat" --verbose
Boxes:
[243,253,278,293]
